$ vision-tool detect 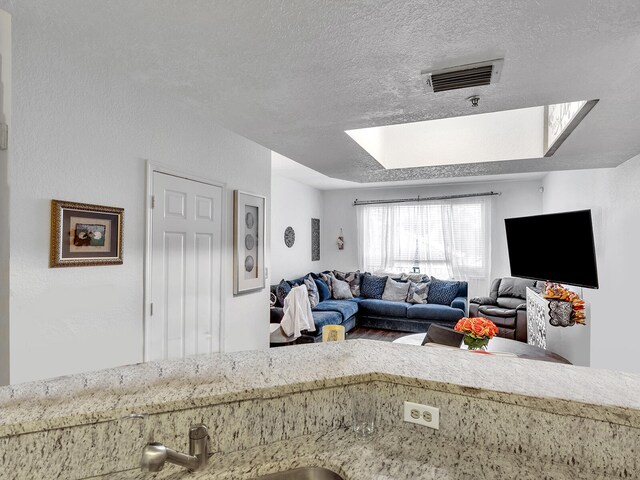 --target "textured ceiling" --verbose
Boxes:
[7,0,640,182]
